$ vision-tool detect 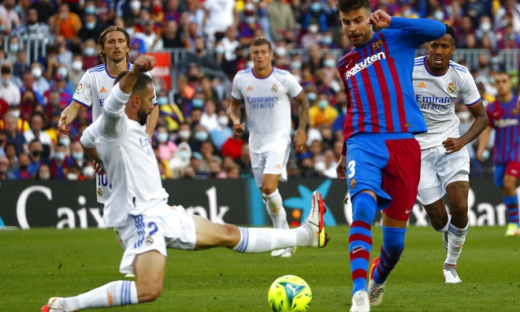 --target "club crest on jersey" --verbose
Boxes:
[97,187,103,197]
[447,82,456,94]
[75,83,83,94]
[372,39,383,50]
[350,178,356,189]
[272,84,278,92]
[145,236,154,245]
